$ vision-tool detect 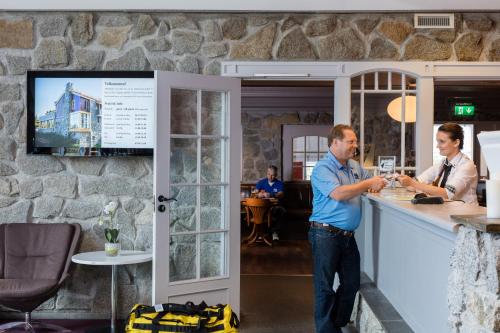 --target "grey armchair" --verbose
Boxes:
[0,223,81,332]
